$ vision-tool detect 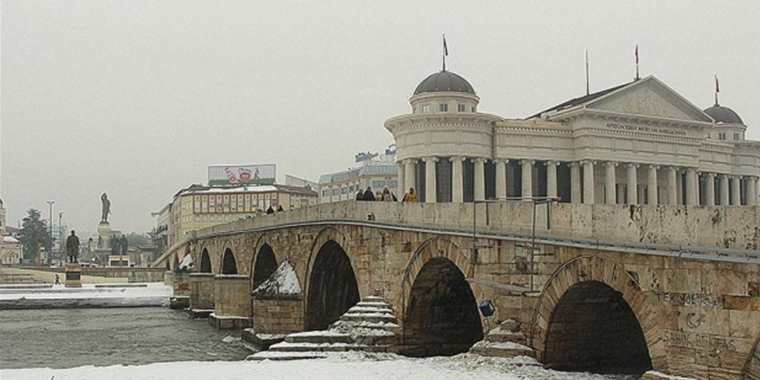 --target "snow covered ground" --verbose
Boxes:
[0,283,170,309]
[1,352,633,380]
